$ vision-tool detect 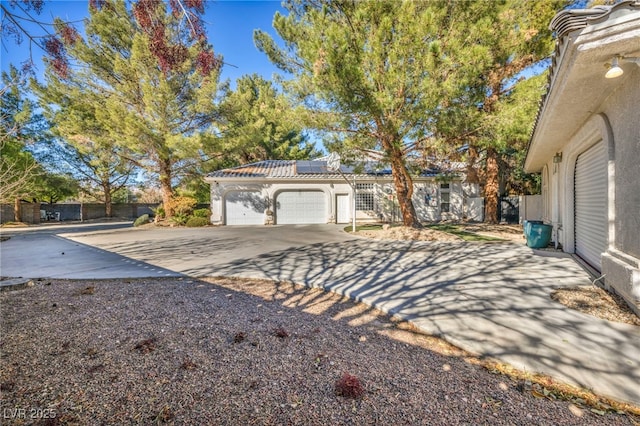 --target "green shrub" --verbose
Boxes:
[193,208,210,218]
[152,205,165,219]
[171,213,189,226]
[133,214,150,227]
[185,216,209,227]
